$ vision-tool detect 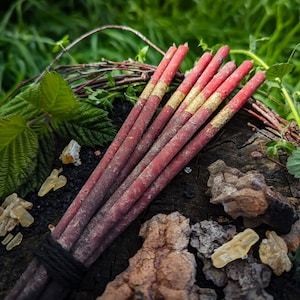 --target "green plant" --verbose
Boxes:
[226,44,300,178]
[0,71,116,199]
[0,23,177,201]
[2,0,299,99]
[265,140,296,160]
[286,148,300,178]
